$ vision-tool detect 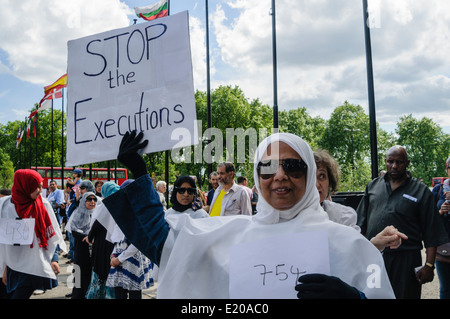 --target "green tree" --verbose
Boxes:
[318,102,370,191]
[177,86,273,188]
[1,106,66,170]
[278,107,326,149]
[318,101,393,192]
[395,114,450,185]
[0,149,14,188]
